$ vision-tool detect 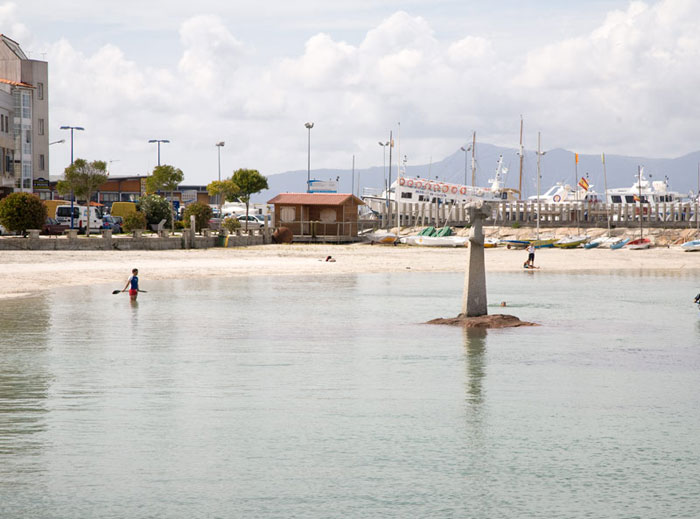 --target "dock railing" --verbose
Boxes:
[367,200,698,229]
